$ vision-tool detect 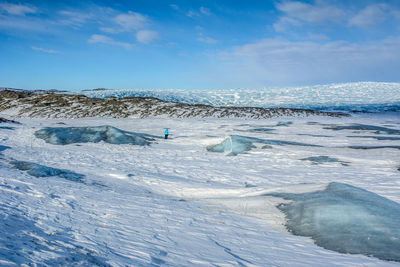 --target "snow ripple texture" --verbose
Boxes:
[81,82,400,112]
